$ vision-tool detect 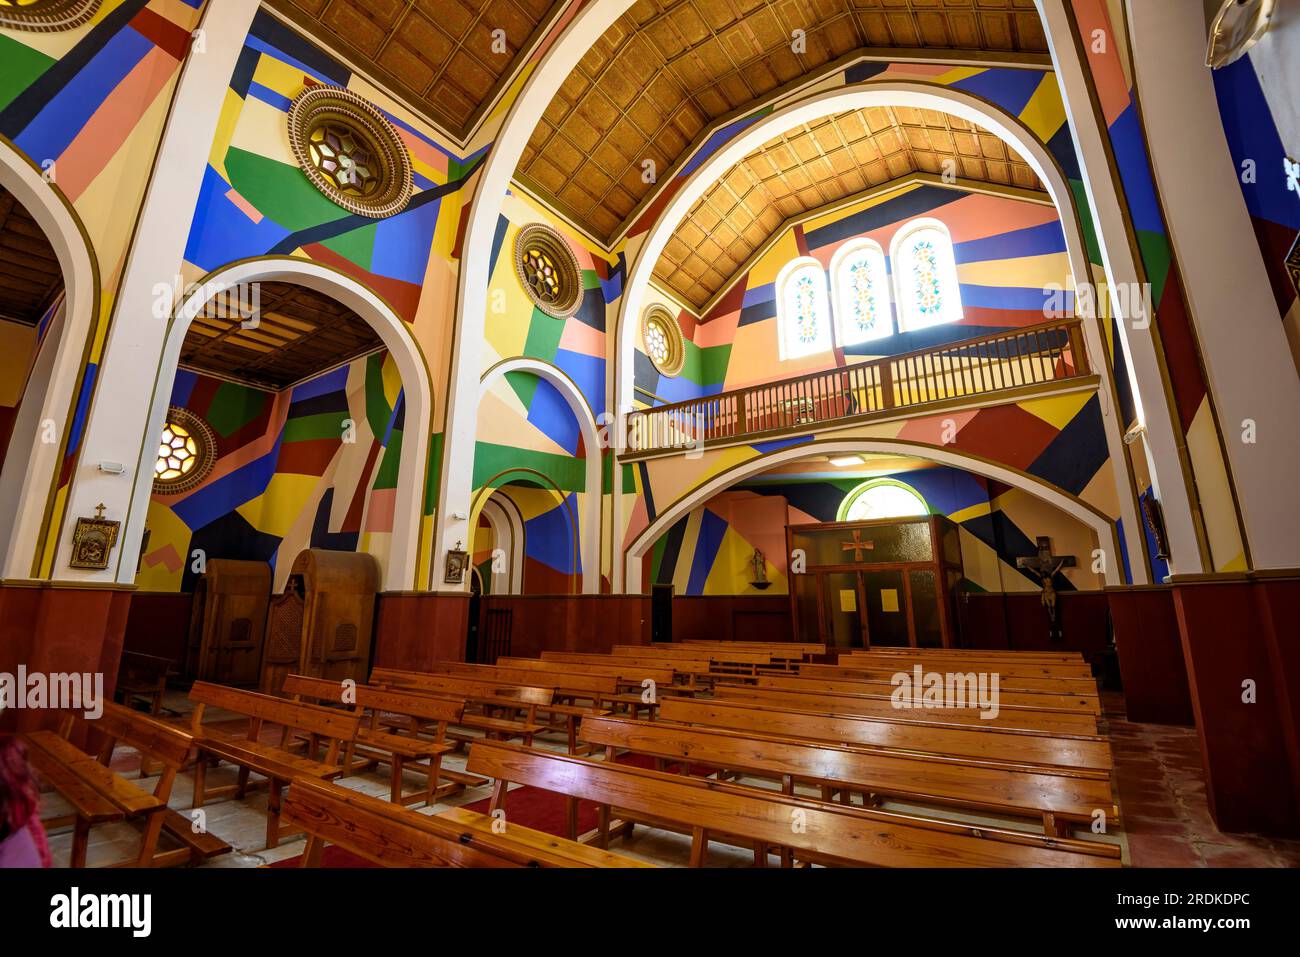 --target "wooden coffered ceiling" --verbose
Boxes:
[0,185,62,327]
[516,0,1047,242]
[654,105,1045,311]
[179,282,384,391]
[267,0,559,140]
